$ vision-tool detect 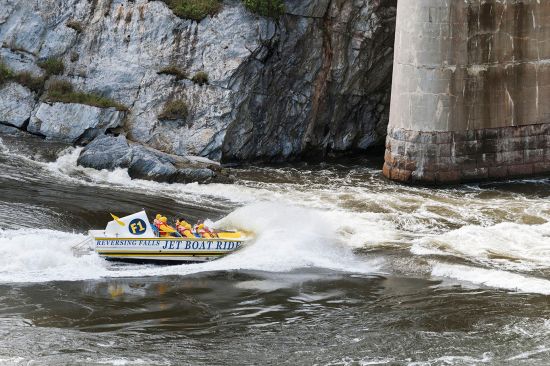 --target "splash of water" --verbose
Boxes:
[0,204,379,283]
[2,142,550,295]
